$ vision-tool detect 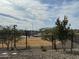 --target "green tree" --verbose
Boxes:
[0,26,12,49]
[55,16,70,51]
[0,25,22,50]
[12,25,22,49]
[40,27,57,50]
